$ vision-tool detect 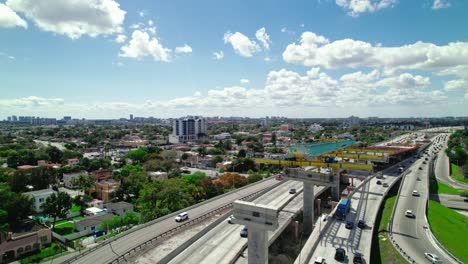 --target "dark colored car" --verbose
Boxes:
[357,220,366,229]
[335,248,346,262]
[240,226,248,237]
[353,253,364,264]
[376,180,382,185]
[345,221,354,229]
